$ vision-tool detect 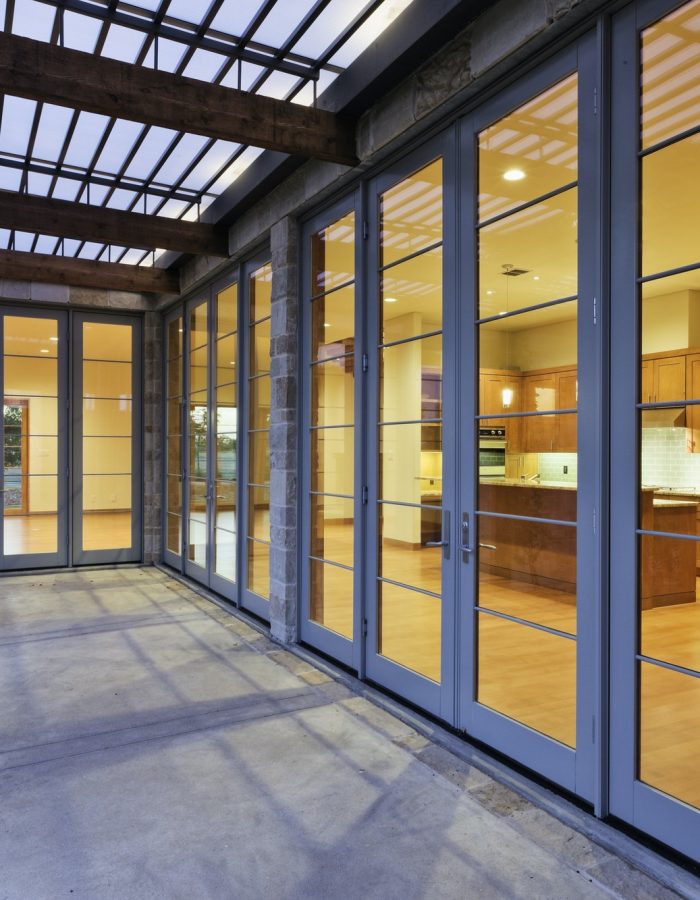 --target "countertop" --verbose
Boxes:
[479,479,577,491]
[652,498,699,508]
